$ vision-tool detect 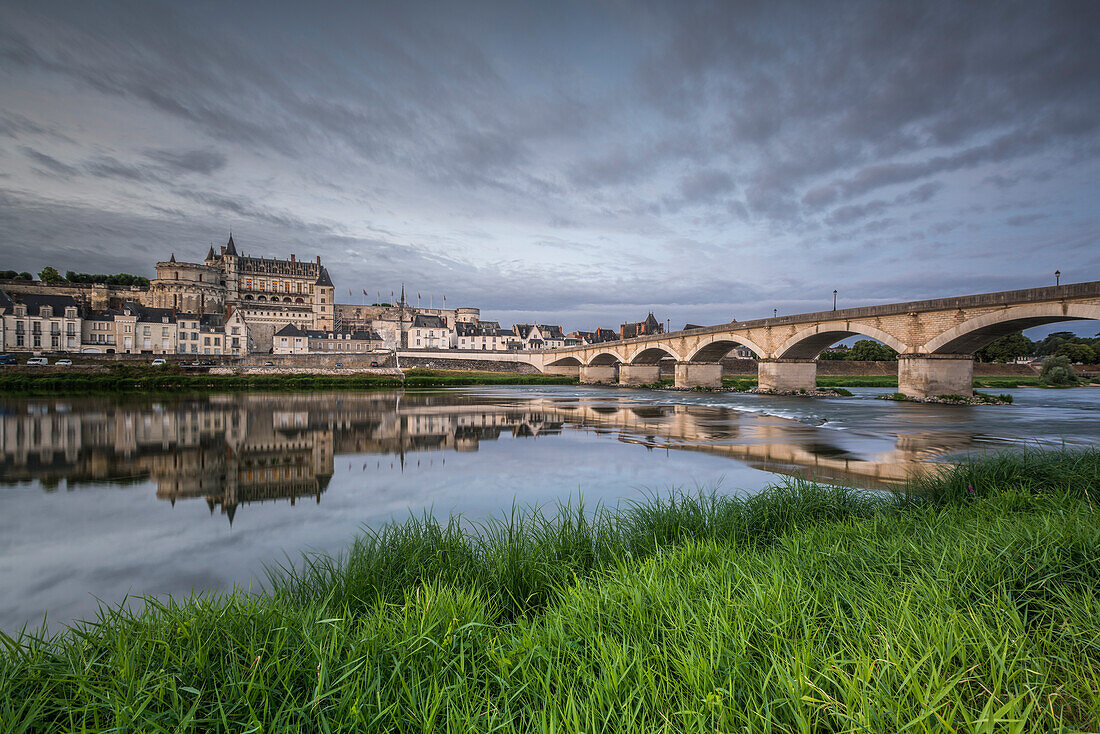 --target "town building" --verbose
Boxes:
[272,323,385,355]
[408,314,452,349]
[455,320,517,350]
[621,313,664,340]
[513,324,566,350]
[0,291,81,353]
